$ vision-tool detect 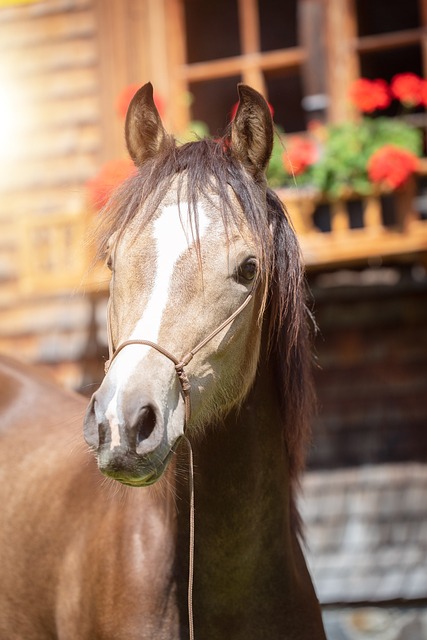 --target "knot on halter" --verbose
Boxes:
[175,364,192,394]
